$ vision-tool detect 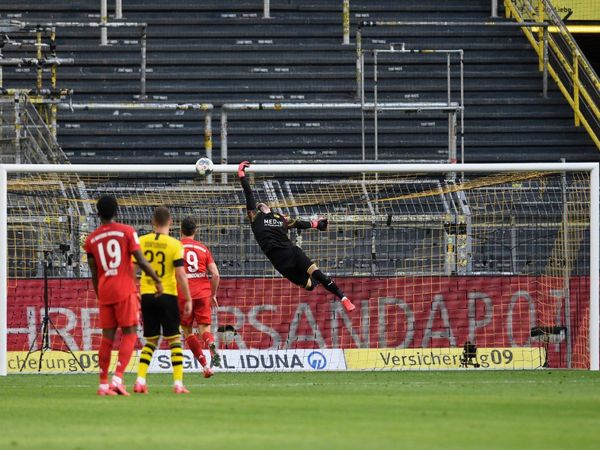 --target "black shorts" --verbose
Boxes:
[266,246,314,288]
[141,293,180,338]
